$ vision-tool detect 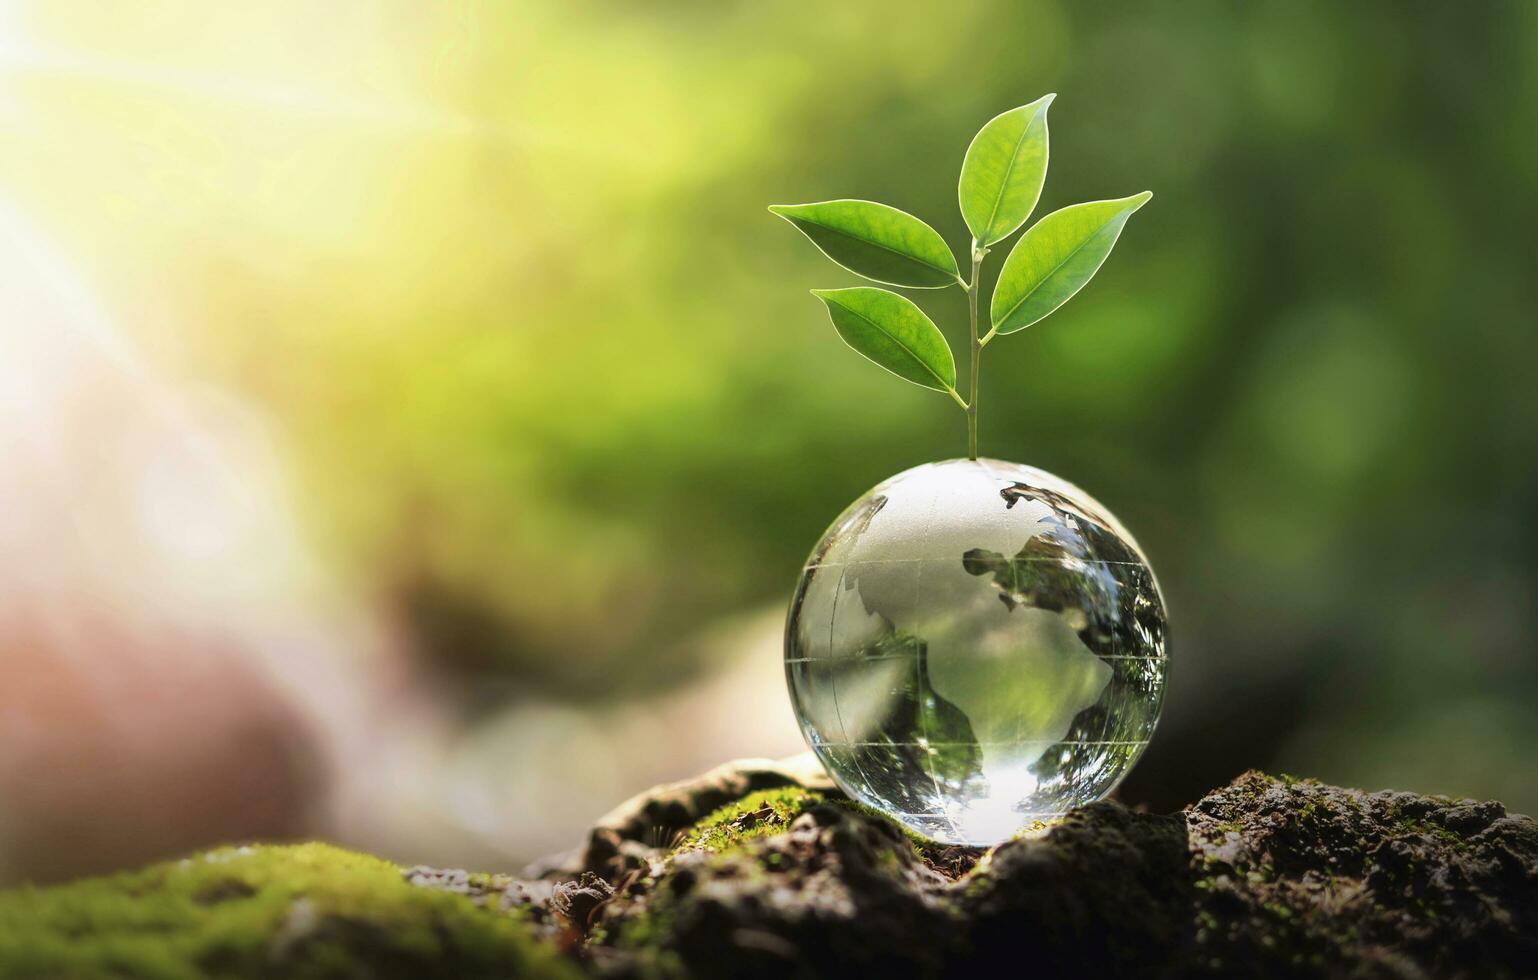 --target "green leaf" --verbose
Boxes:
[989,192,1152,336]
[769,200,961,289]
[959,94,1054,247]
[811,287,958,392]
